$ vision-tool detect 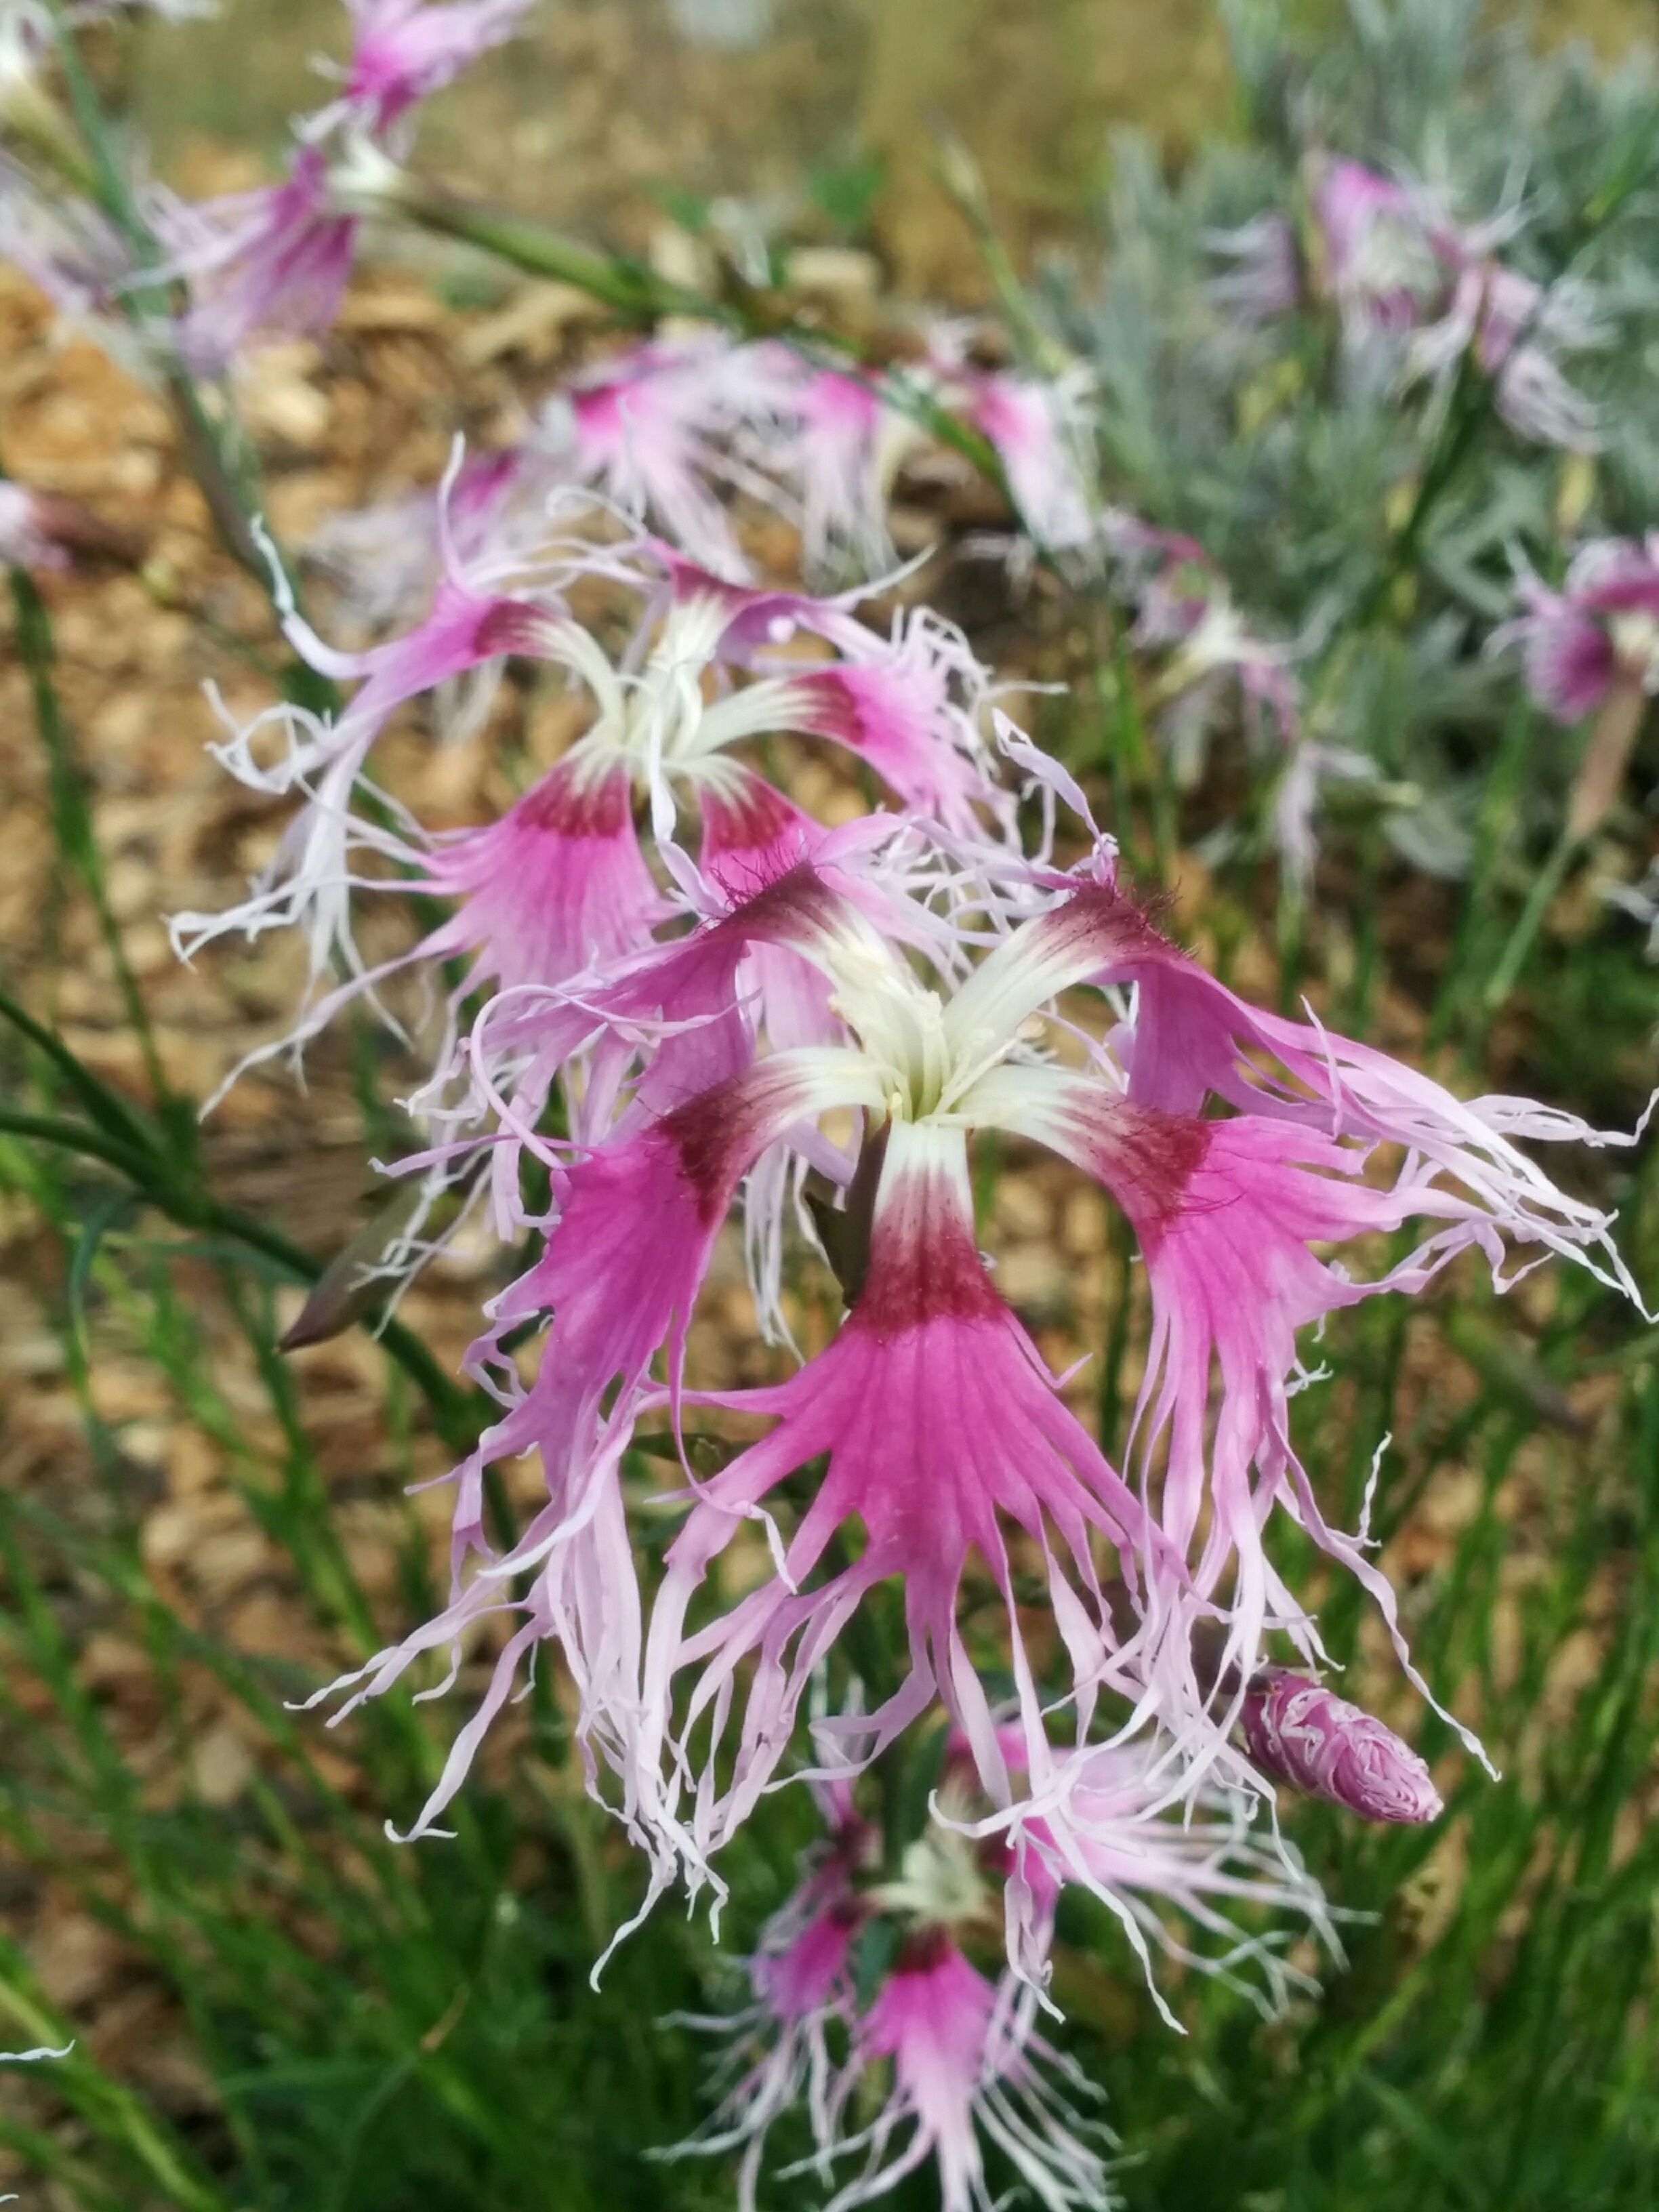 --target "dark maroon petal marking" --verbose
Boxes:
[475,600,553,659]
[517,759,630,839]
[700,773,805,858]
[788,667,866,749]
[851,1170,1002,1337]
[659,1064,809,1227]
[1071,1097,1212,1253]
[716,857,848,947]
[893,1923,956,1977]
[1033,880,1185,984]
